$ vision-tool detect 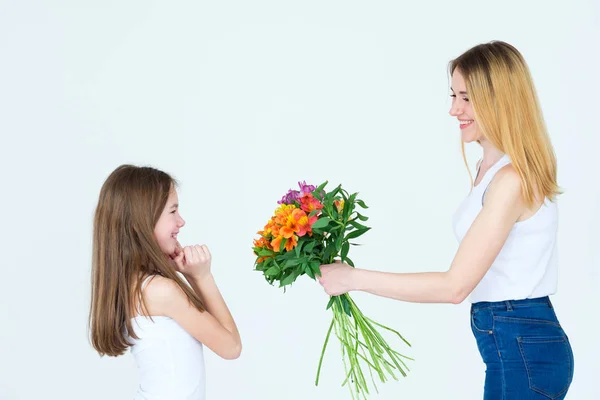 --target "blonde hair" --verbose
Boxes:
[89,165,205,357]
[450,41,561,207]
